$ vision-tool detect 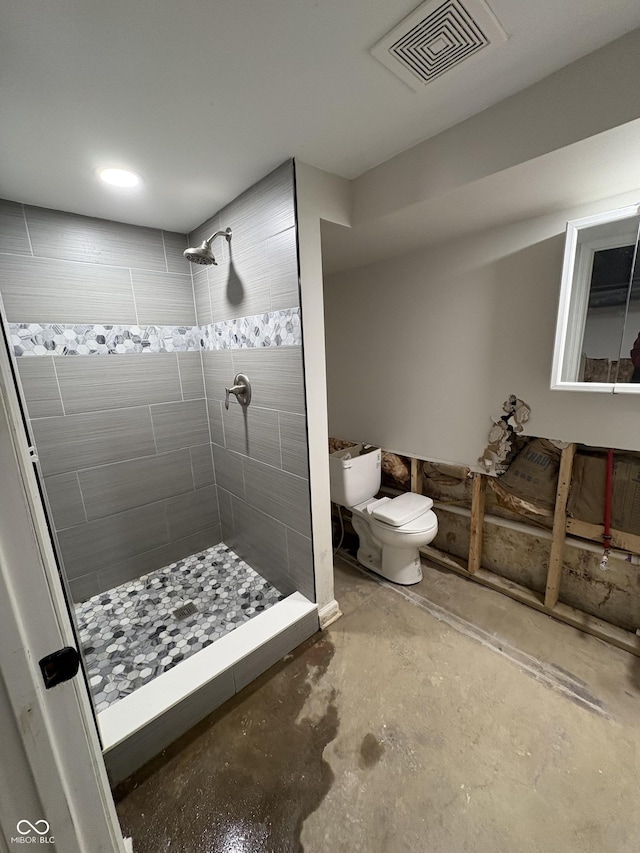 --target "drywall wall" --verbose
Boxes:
[324,192,640,468]
[295,161,351,620]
